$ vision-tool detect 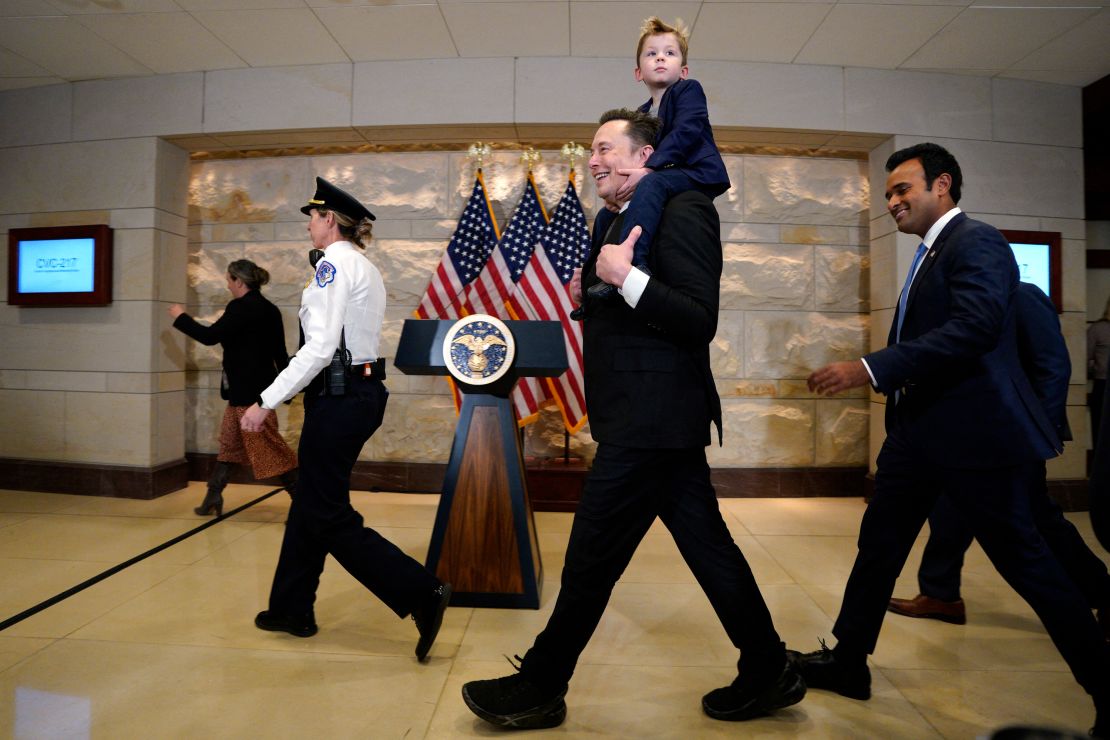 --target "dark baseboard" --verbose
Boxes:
[186,454,871,511]
[862,474,1090,512]
[9,454,1086,513]
[0,457,190,500]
